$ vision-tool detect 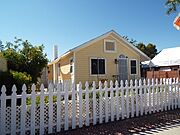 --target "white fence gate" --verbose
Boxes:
[0,78,180,135]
